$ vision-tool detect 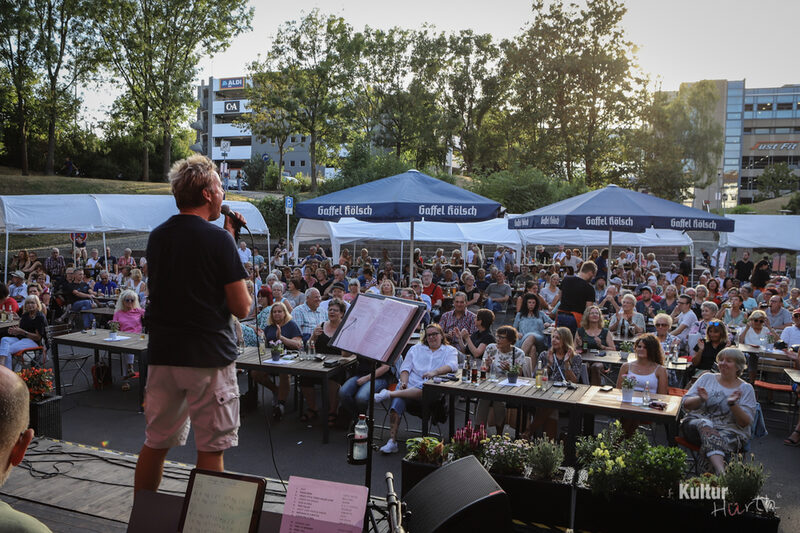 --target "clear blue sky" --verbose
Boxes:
[83,0,799,126]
